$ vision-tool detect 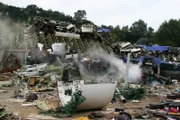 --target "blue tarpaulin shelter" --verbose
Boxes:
[97,28,110,33]
[160,61,180,71]
[136,56,161,65]
[138,45,168,52]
